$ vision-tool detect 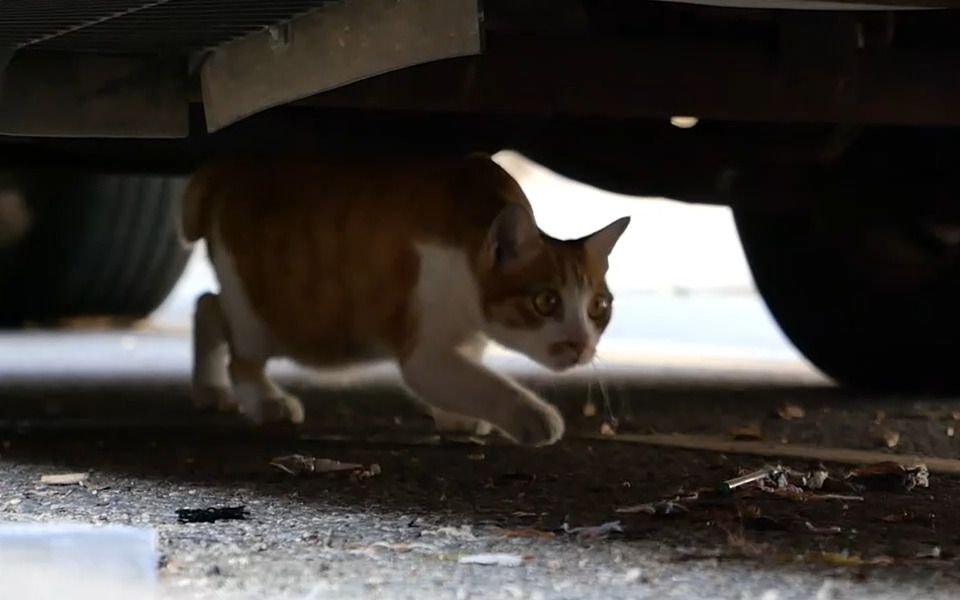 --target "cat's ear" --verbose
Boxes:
[584,216,631,259]
[487,204,542,270]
